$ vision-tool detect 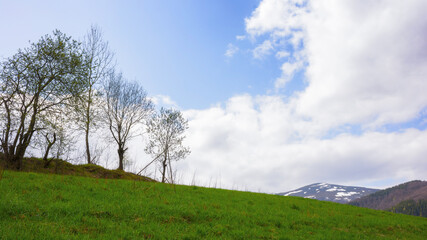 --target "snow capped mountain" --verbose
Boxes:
[277,183,379,204]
